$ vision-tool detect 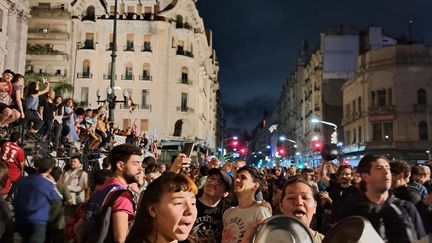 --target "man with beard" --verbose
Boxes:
[75,143,142,243]
[185,168,232,242]
[324,165,359,223]
[340,154,427,243]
